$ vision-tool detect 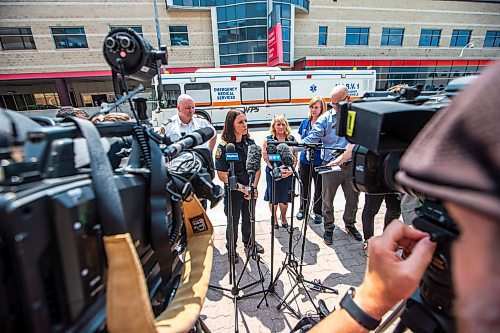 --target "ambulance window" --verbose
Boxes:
[241,81,265,104]
[185,83,212,107]
[162,84,181,108]
[267,80,291,103]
